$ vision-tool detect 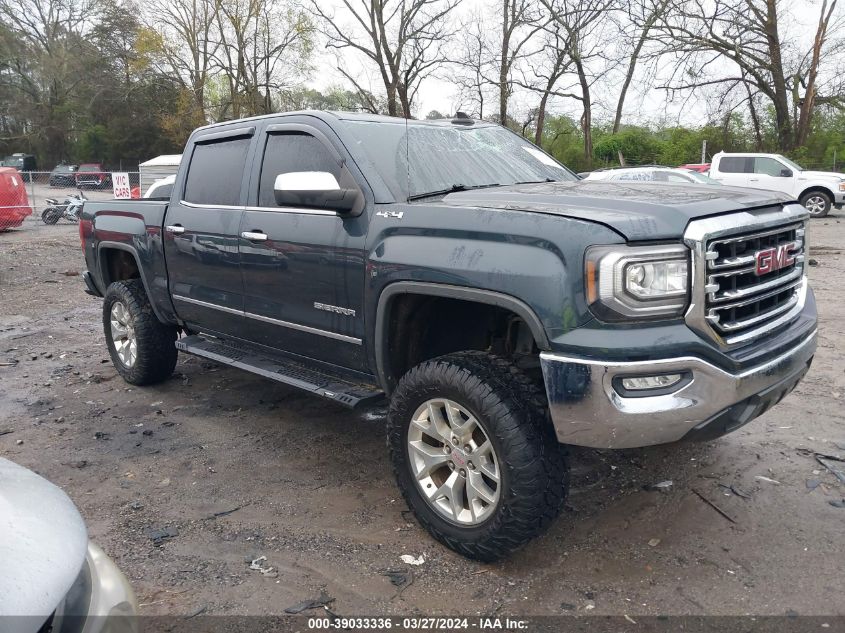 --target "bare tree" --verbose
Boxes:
[146,0,219,117]
[496,0,545,125]
[540,0,616,166]
[611,0,669,133]
[310,0,458,118]
[211,0,313,118]
[653,0,843,150]
[513,24,573,144]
